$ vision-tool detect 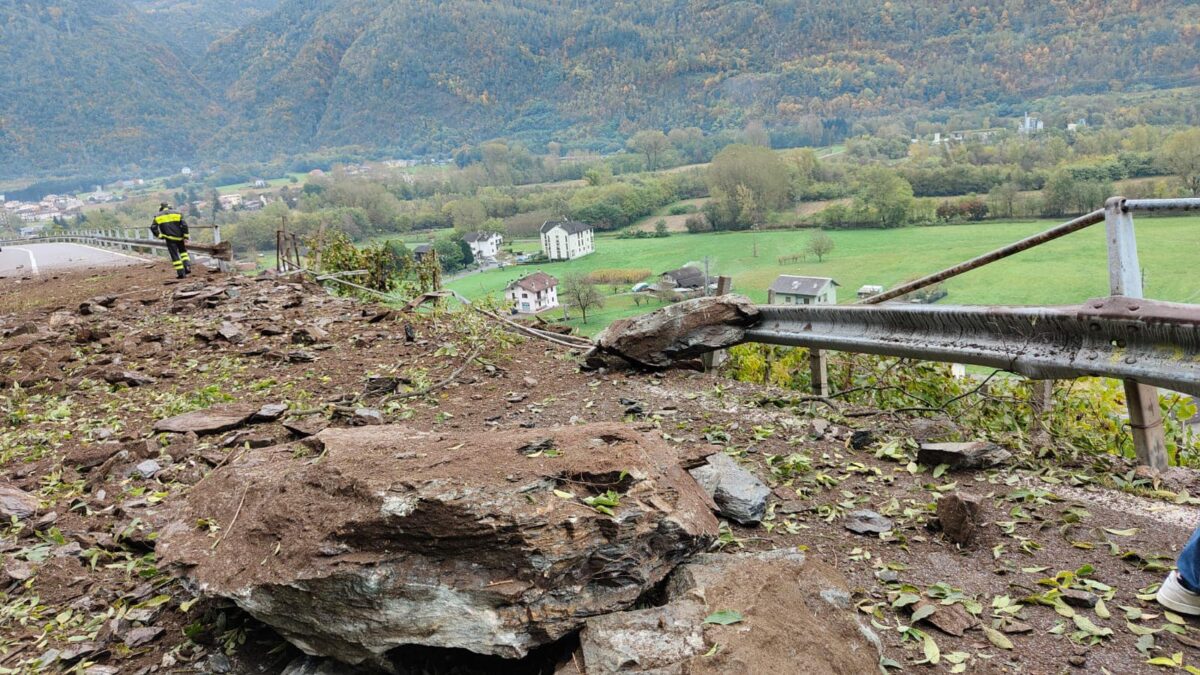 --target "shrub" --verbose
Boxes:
[684,214,712,233]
